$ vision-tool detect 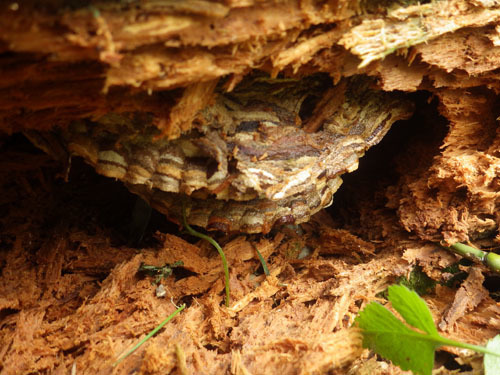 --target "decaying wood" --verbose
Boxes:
[439,267,489,331]
[3,0,500,241]
[30,76,410,232]
[3,0,500,374]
